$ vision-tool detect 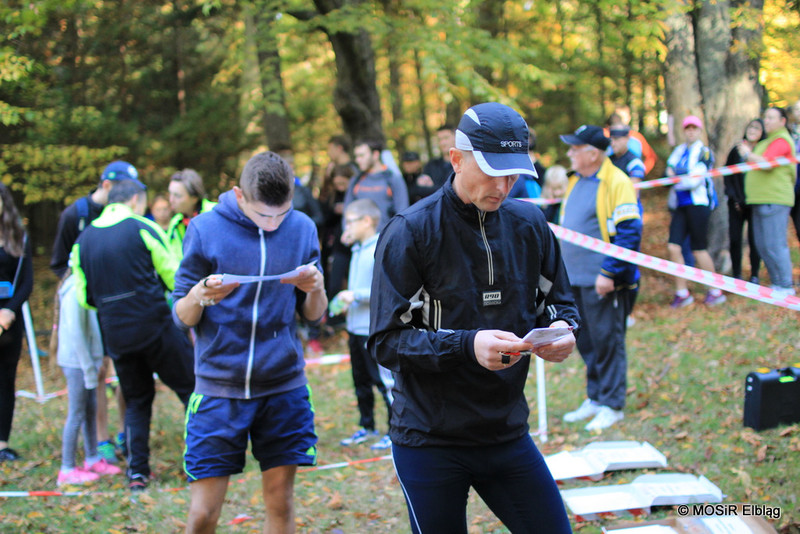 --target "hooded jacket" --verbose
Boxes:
[368,175,579,447]
[172,190,321,399]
